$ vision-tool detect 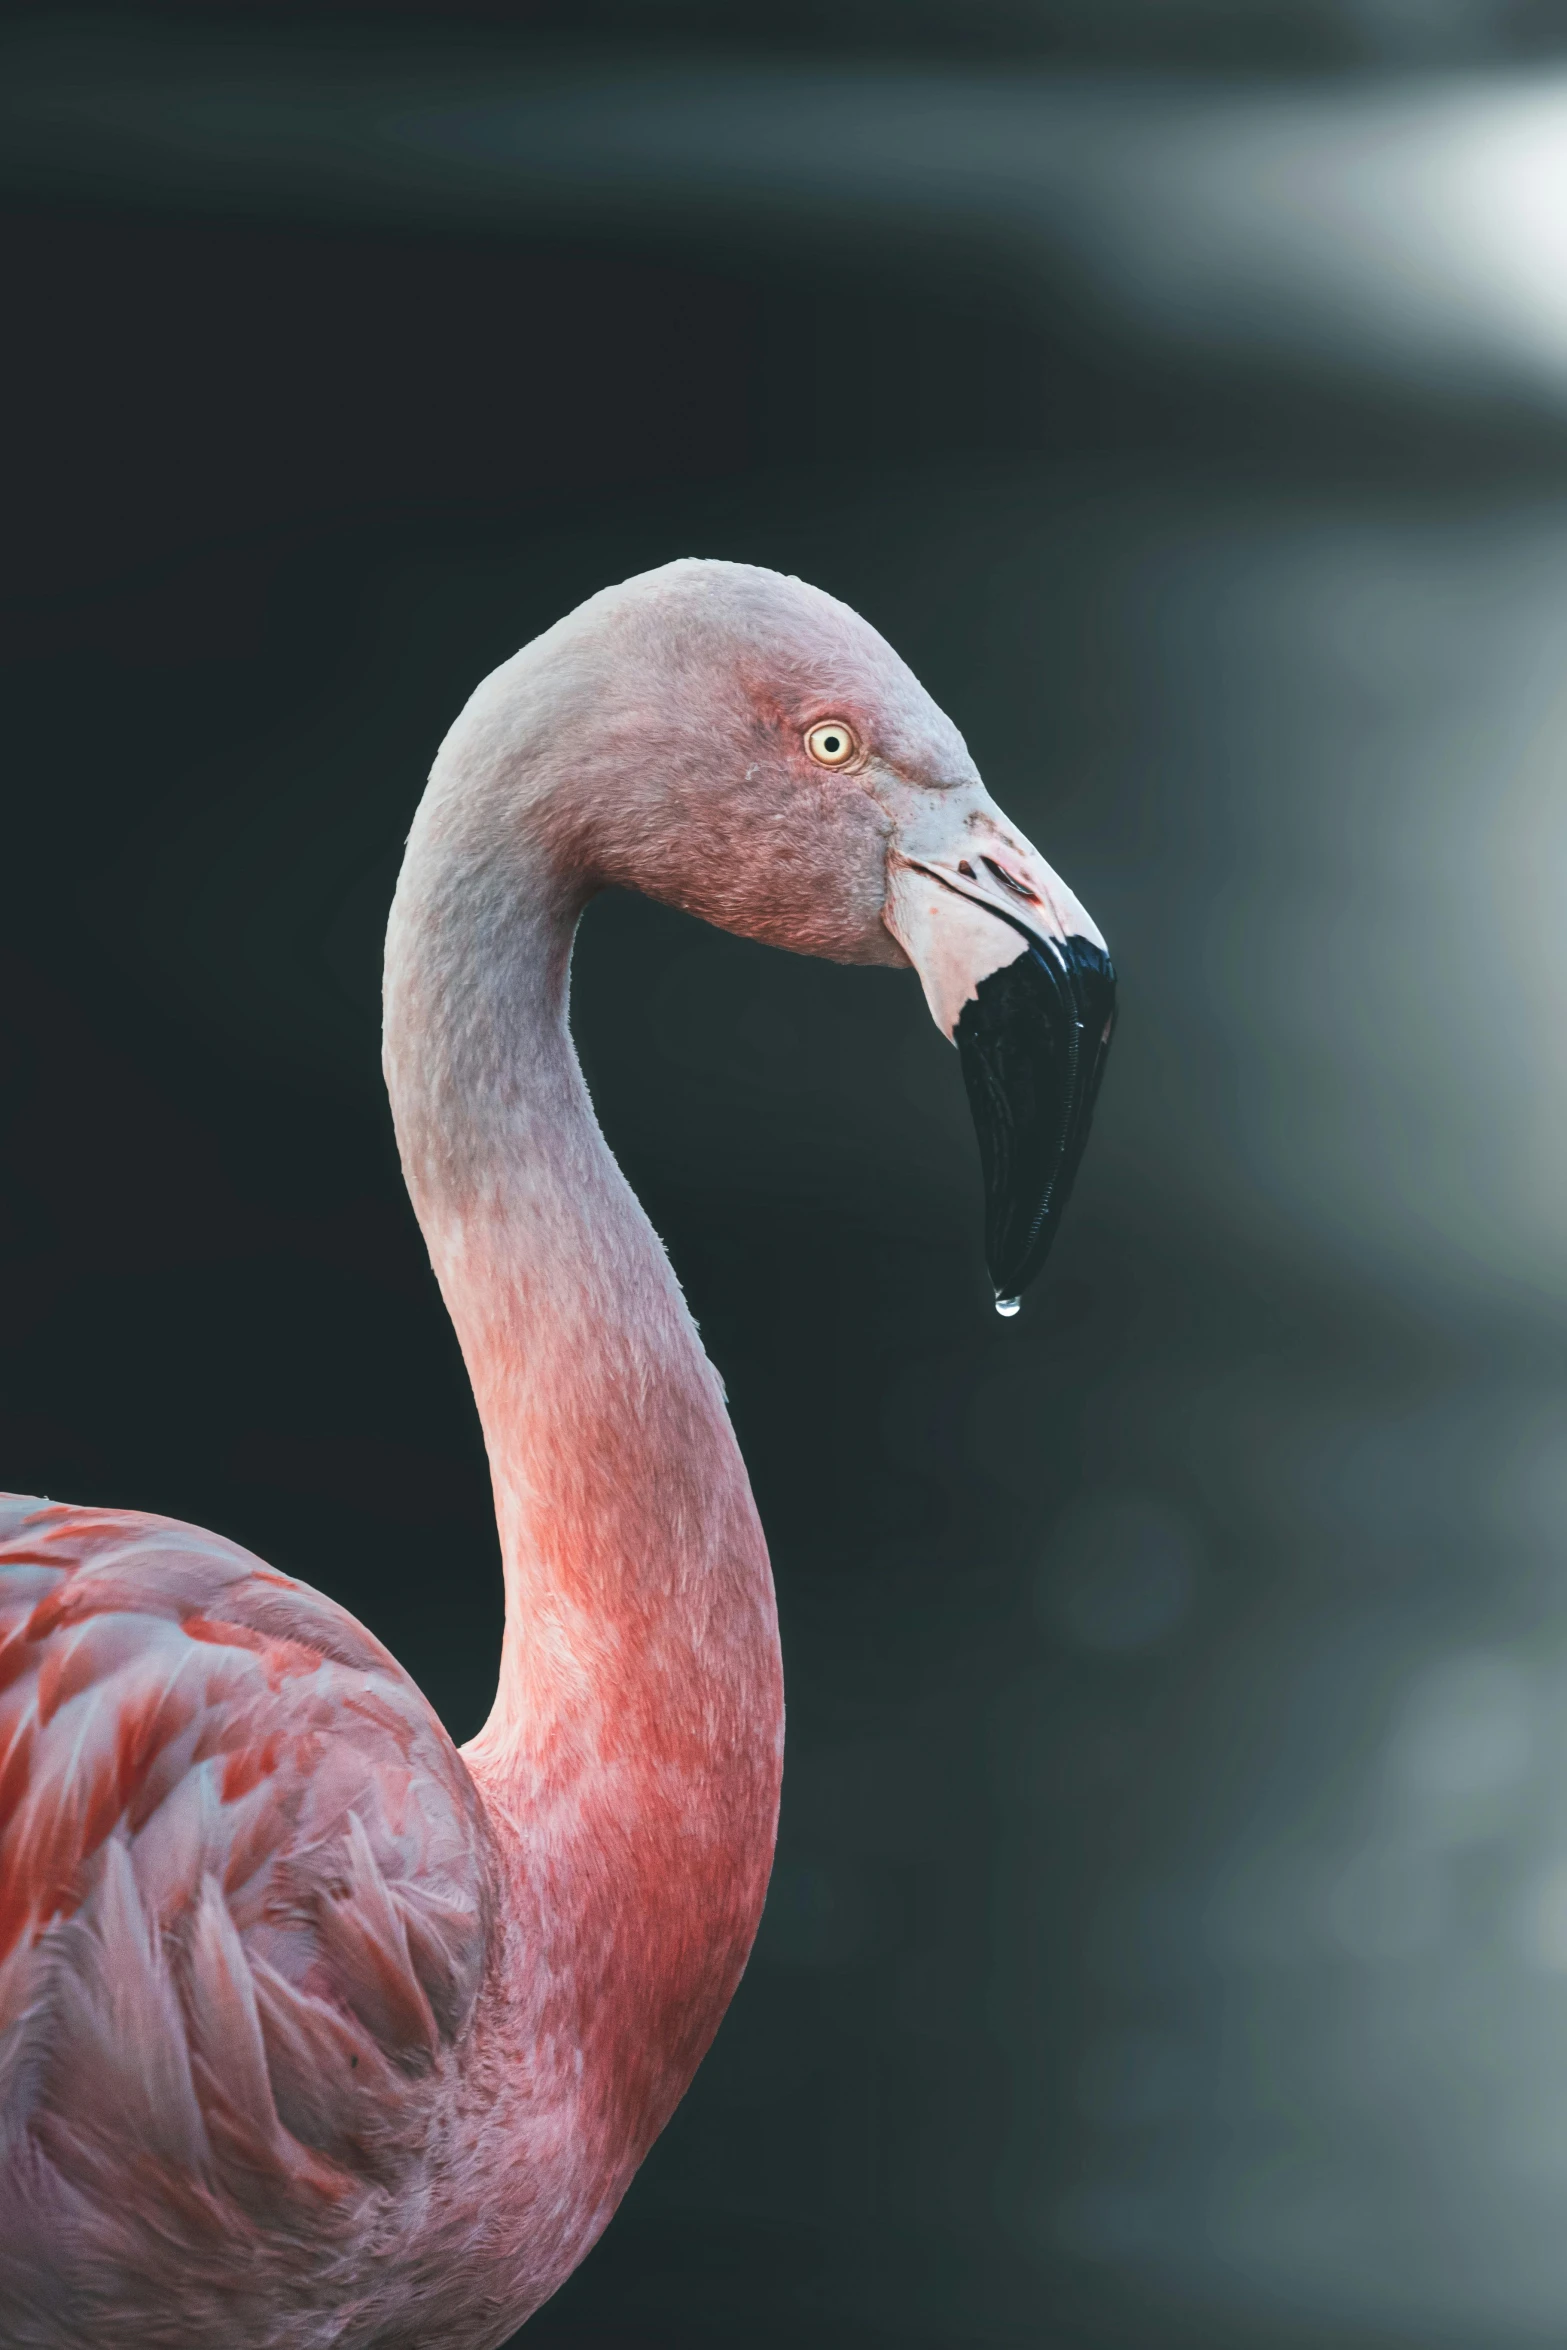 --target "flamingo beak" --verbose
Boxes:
[884,829,1116,1312]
